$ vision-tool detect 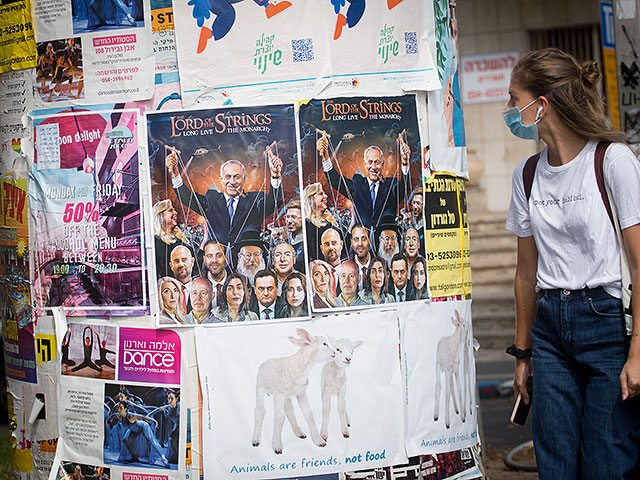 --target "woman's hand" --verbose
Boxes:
[620,351,640,400]
[513,357,533,404]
